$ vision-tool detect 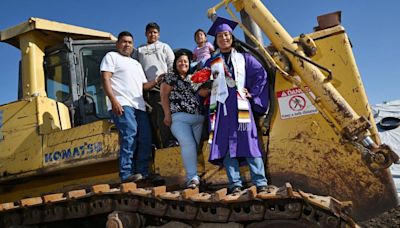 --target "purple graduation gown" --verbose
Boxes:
[208,52,269,166]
